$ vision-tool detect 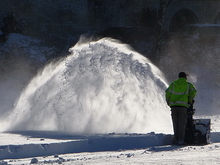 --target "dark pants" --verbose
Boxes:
[171,106,187,144]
